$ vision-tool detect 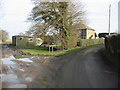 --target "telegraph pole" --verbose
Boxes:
[108,5,111,35]
[118,1,120,34]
